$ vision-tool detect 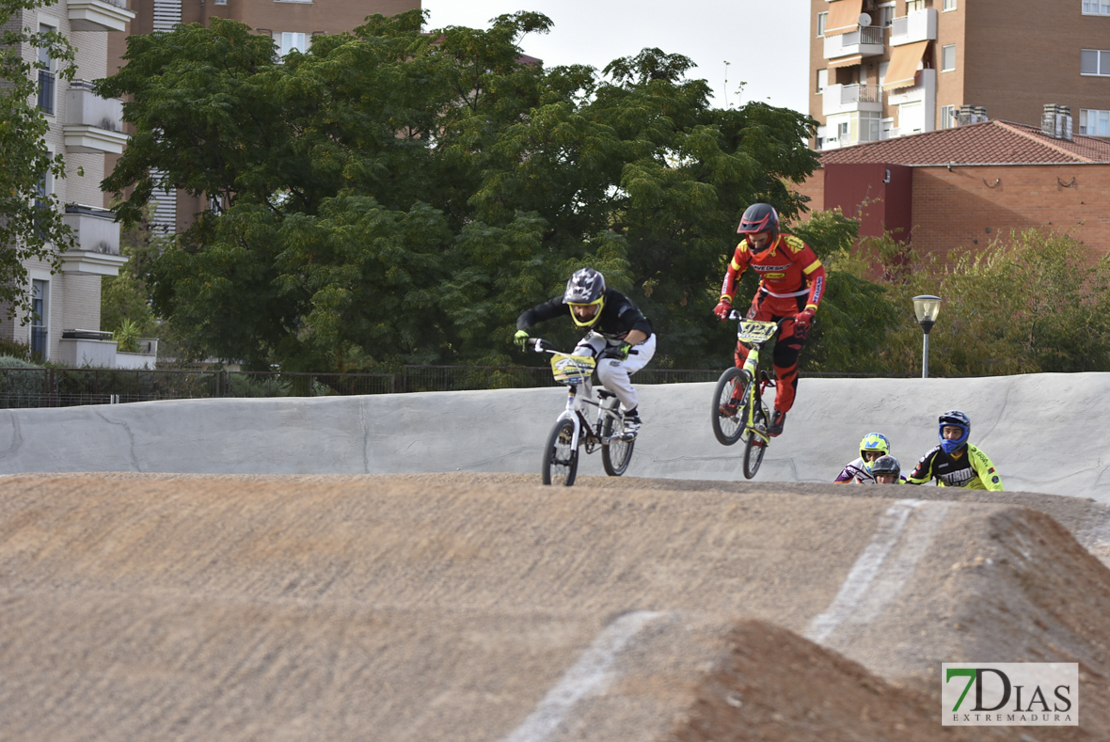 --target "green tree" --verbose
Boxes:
[835,228,1110,376]
[98,11,821,371]
[0,0,77,317]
